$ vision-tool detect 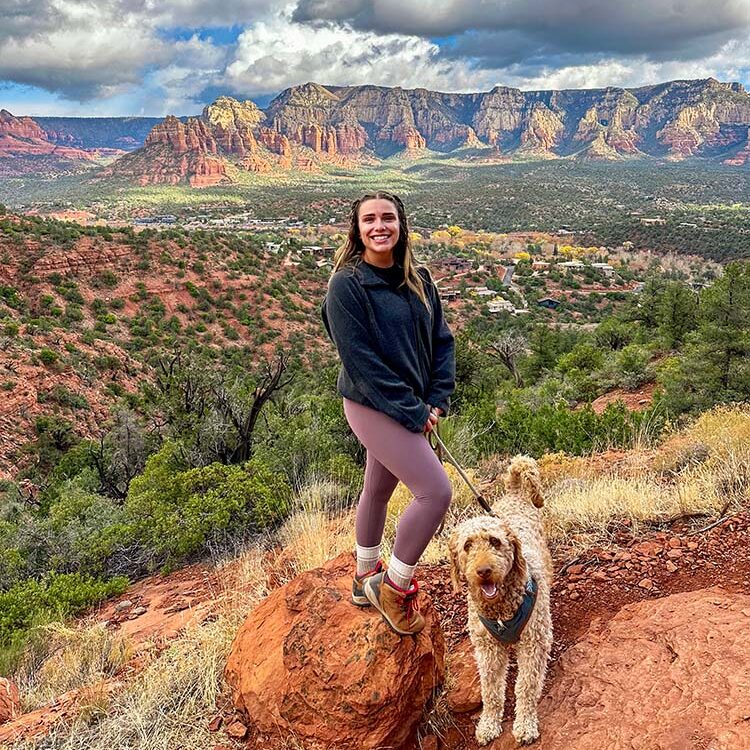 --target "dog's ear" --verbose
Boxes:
[448,532,463,593]
[509,531,527,585]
